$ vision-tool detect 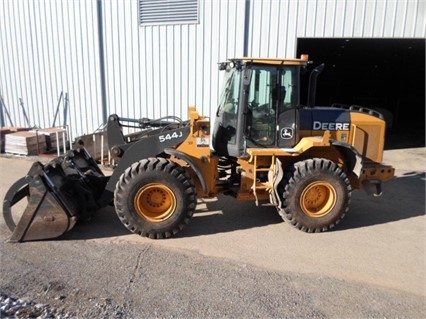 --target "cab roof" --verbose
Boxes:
[231,55,309,66]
